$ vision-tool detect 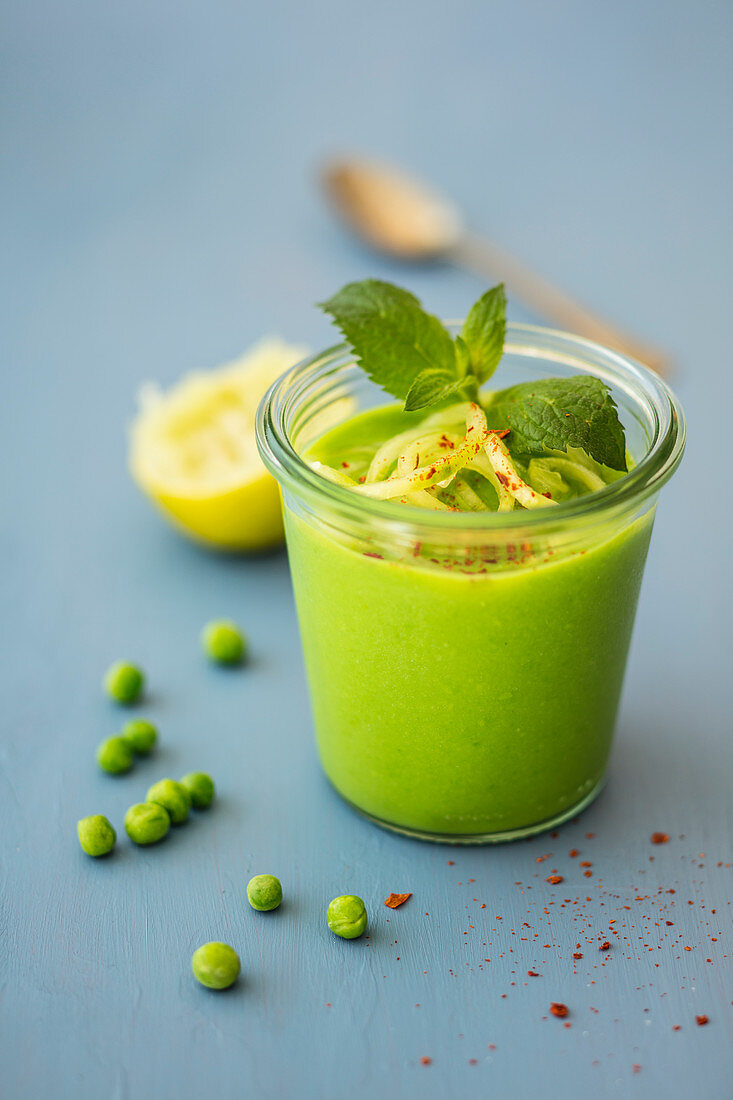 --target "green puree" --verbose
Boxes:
[291,404,653,838]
